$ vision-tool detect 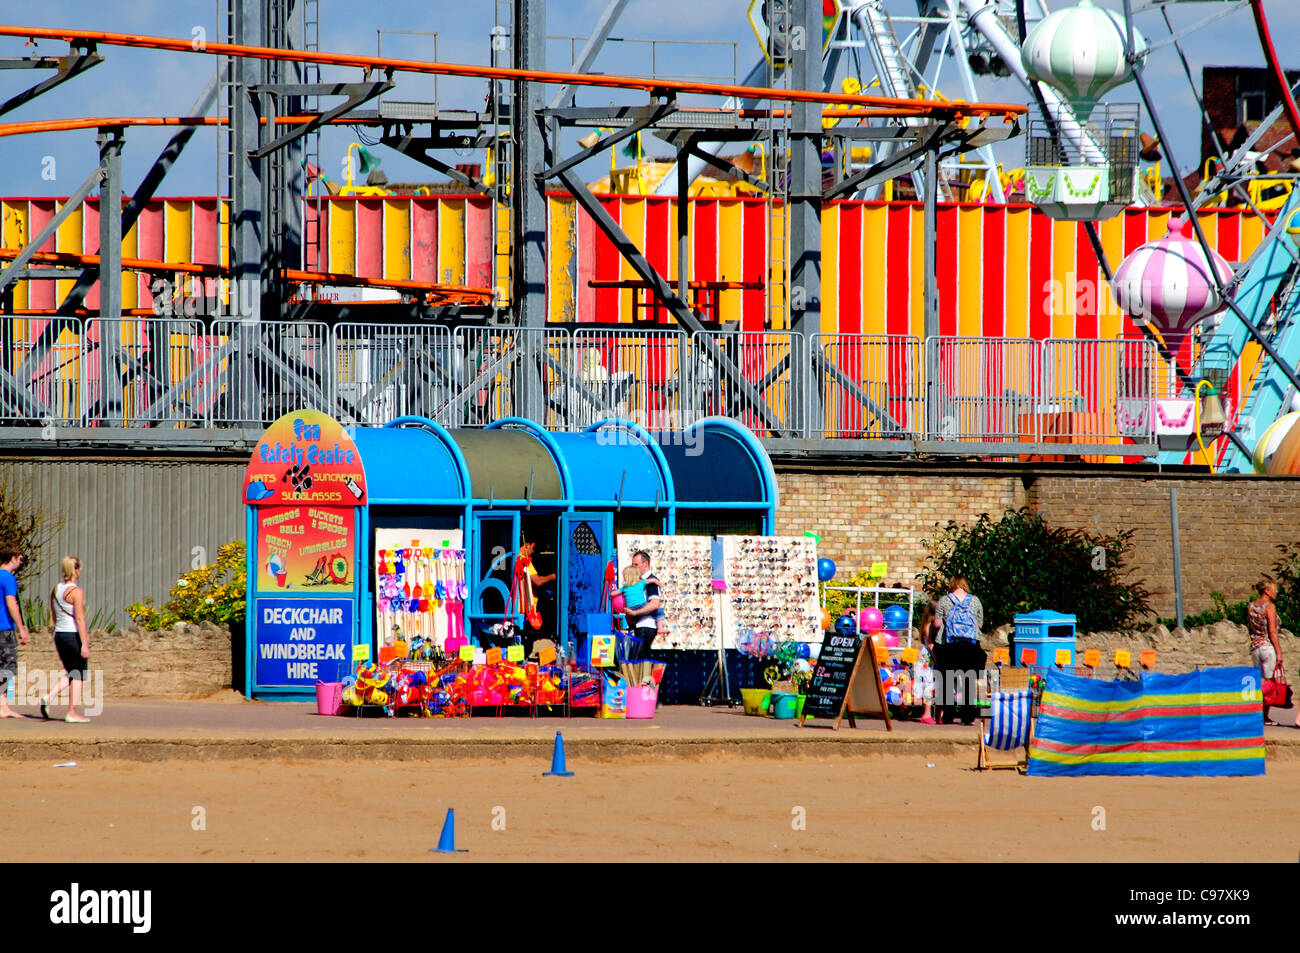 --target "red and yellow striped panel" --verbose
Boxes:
[0,196,1271,337]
